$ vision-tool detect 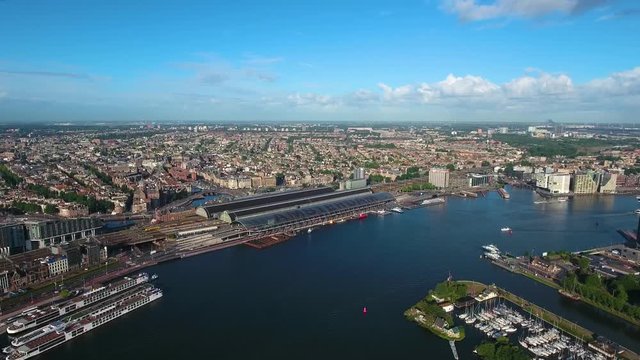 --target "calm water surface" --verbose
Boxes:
[32,188,640,359]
